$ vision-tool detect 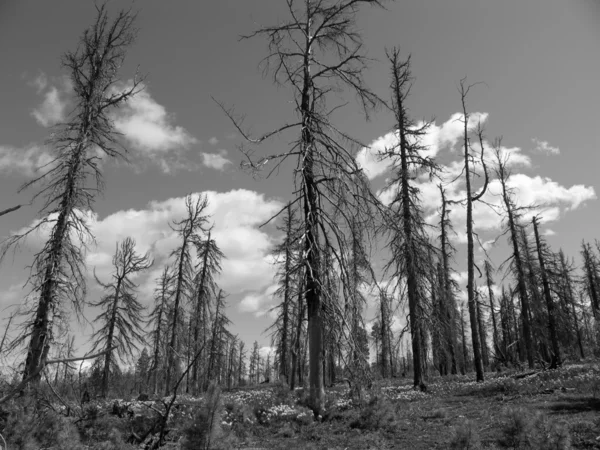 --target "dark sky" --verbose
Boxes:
[0,0,599,361]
